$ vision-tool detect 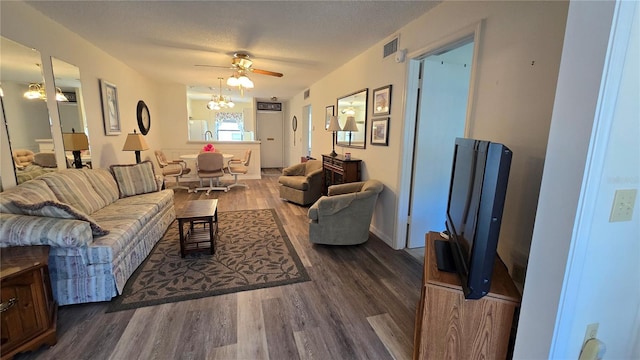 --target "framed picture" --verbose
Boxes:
[372,84,392,116]
[371,117,389,146]
[325,105,334,130]
[100,79,121,135]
